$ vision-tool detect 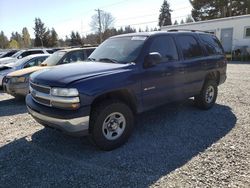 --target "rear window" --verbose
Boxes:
[199,34,224,55]
[176,35,203,60]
